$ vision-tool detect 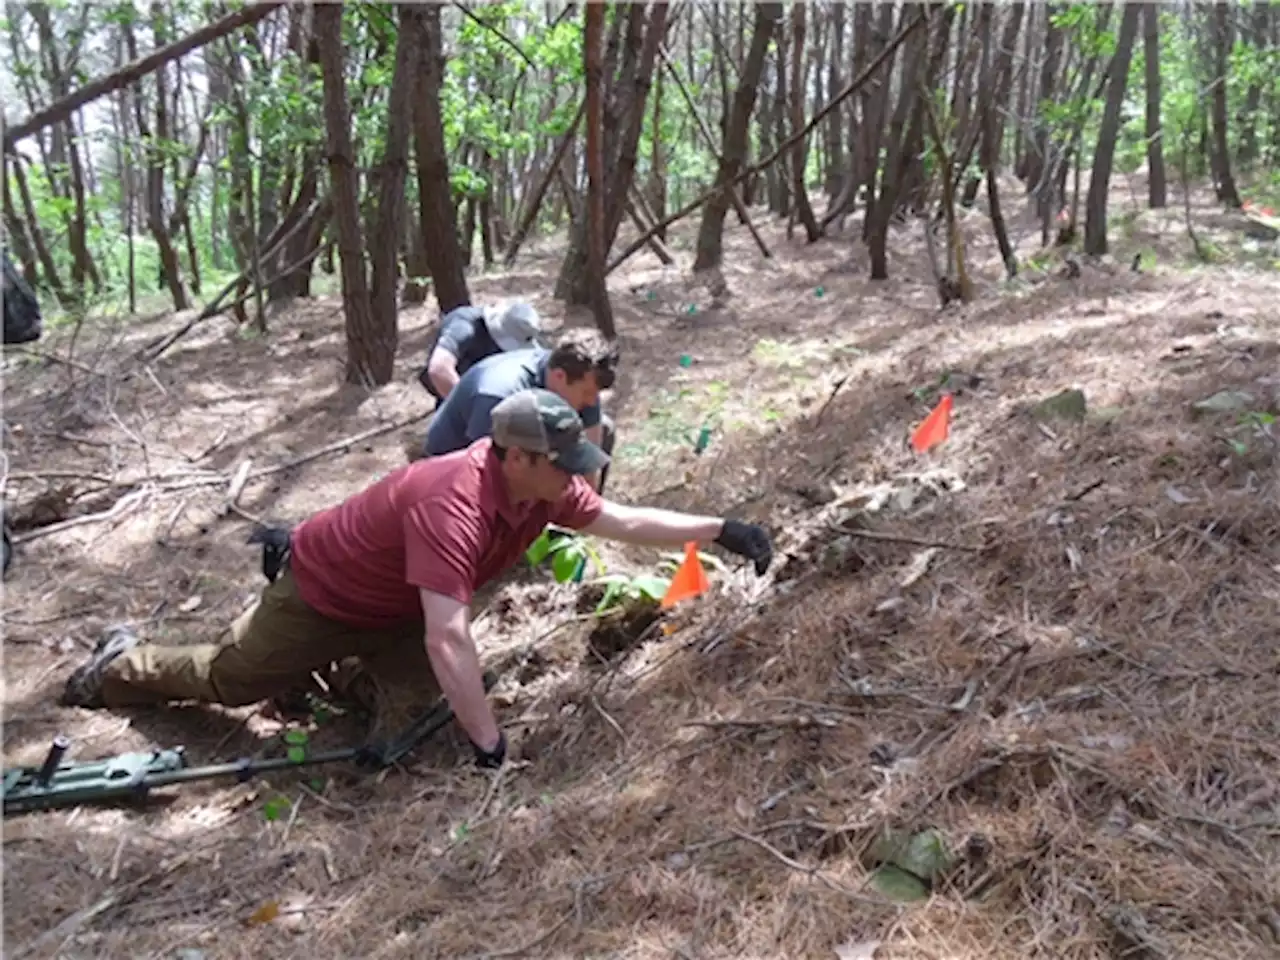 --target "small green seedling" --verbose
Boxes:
[262,795,292,821]
[590,573,671,615]
[284,729,308,764]
[526,529,604,583]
